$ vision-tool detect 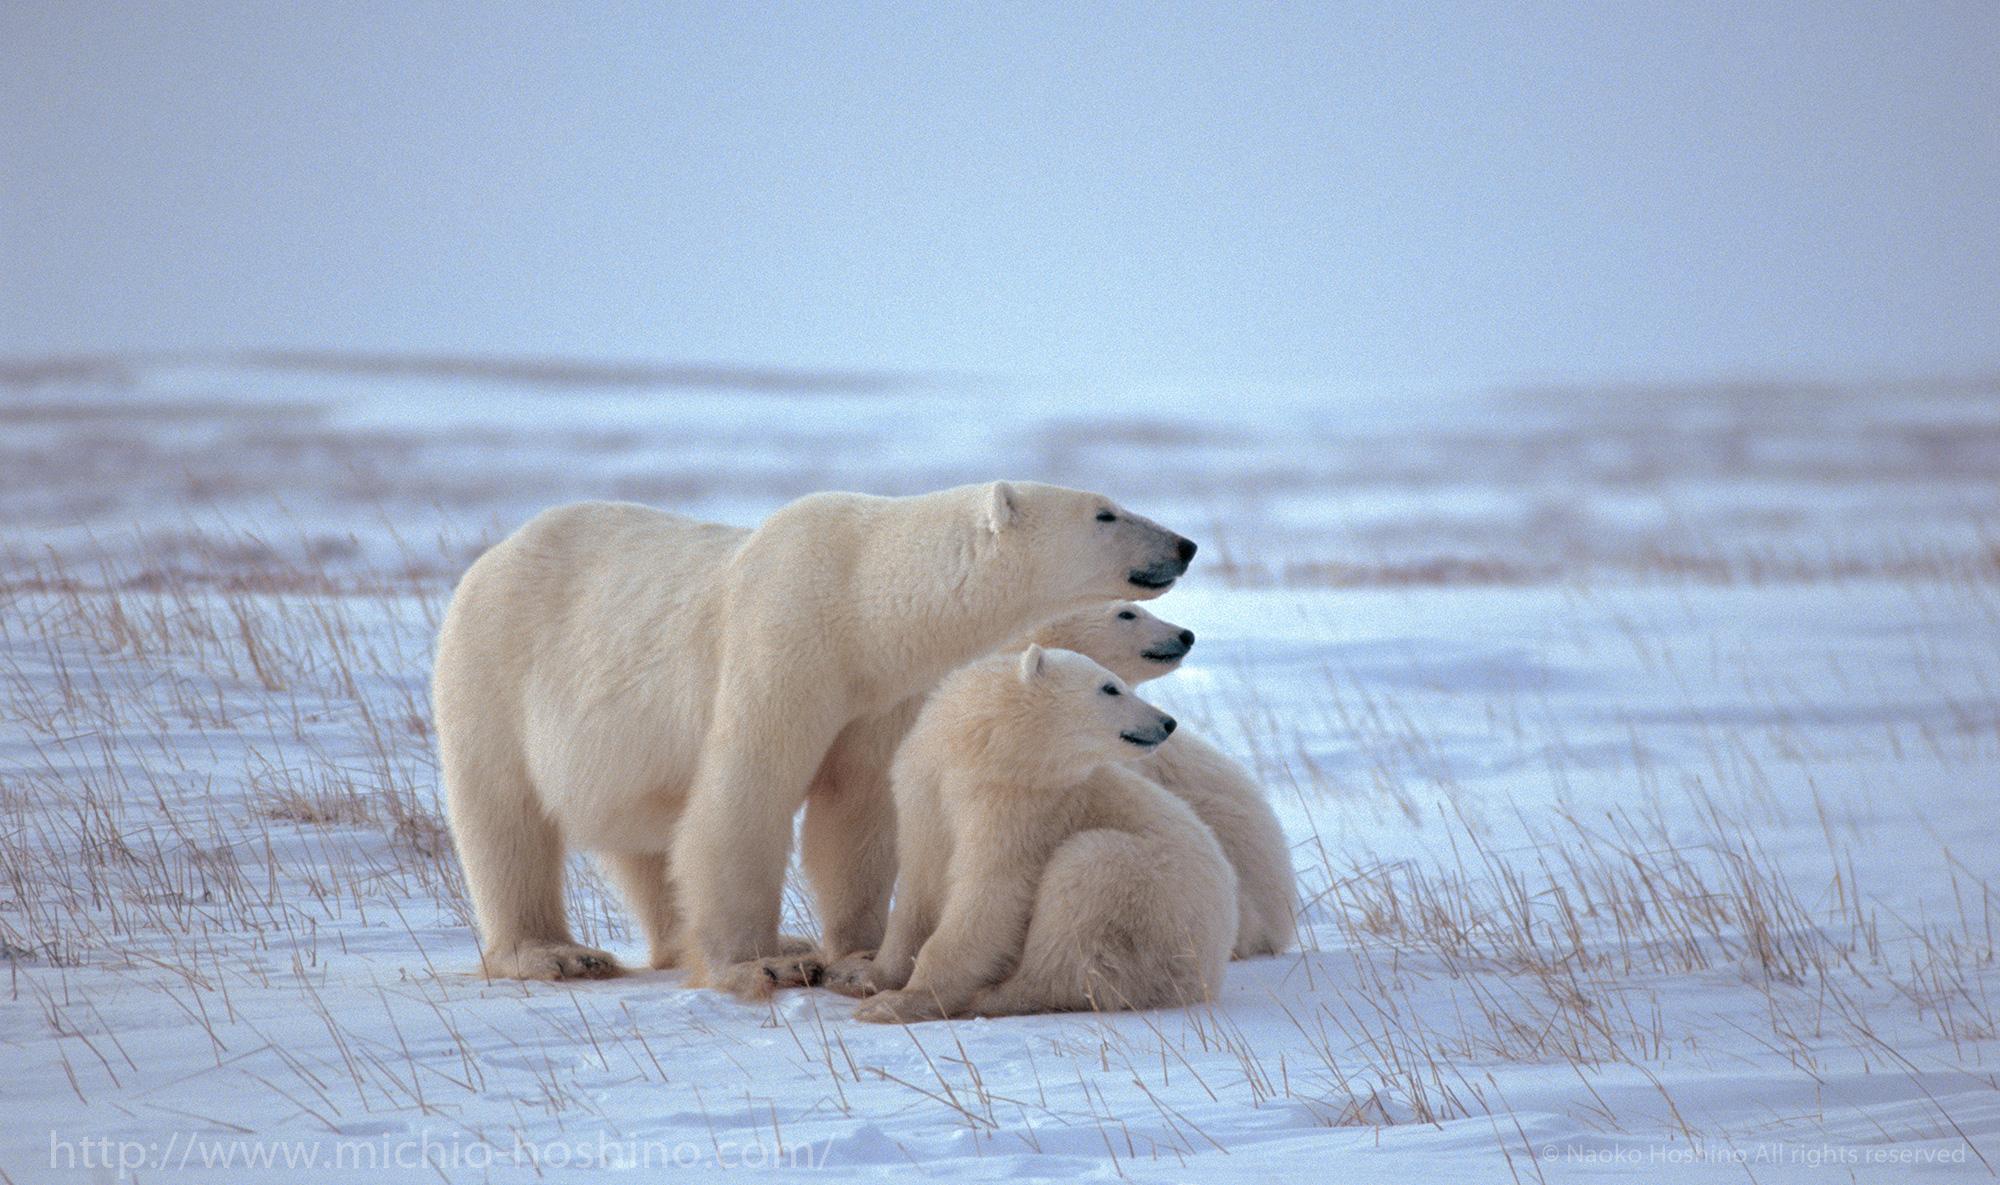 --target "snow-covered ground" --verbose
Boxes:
[4,357,1997,1181]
